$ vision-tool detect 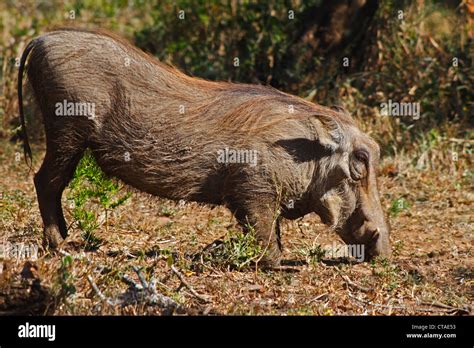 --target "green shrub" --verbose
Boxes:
[57,255,76,298]
[389,197,410,216]
[66,150,131,249]
[308,244,327,264]
[134,0,324,93]
[204,227,262,270]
